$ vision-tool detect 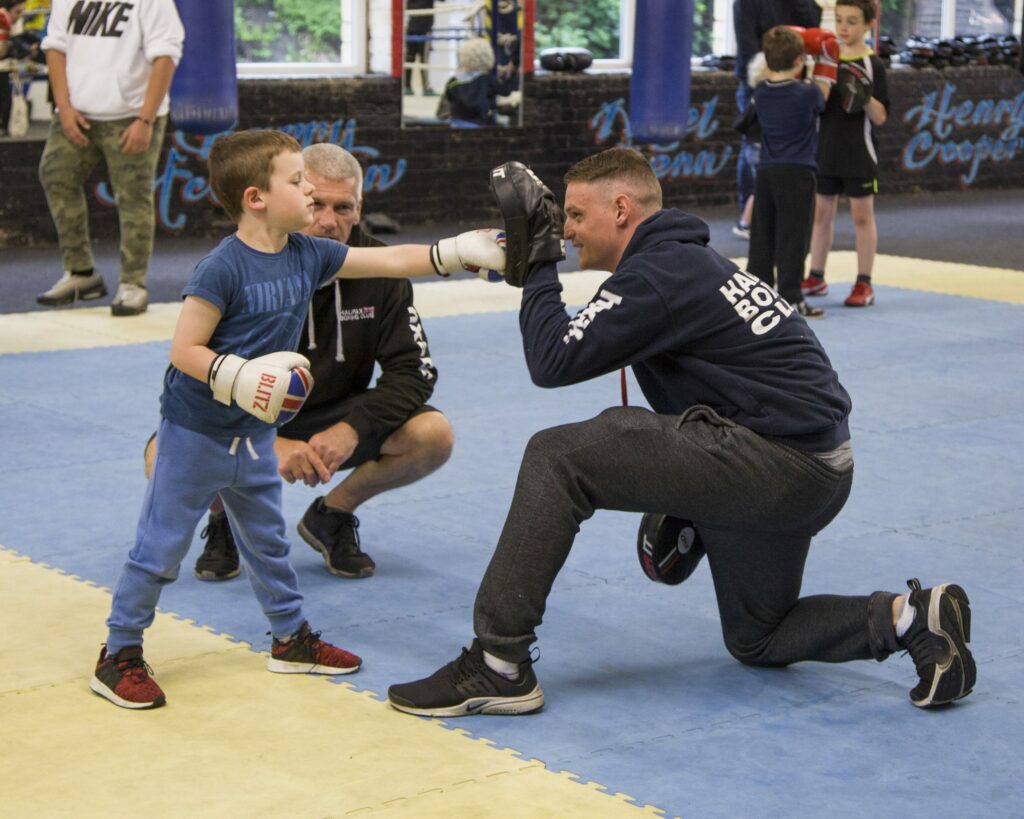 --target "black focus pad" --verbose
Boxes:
[539,47,594,72]
[637,513,706,585]
[490,161,565,287]
[837,62,873,114]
